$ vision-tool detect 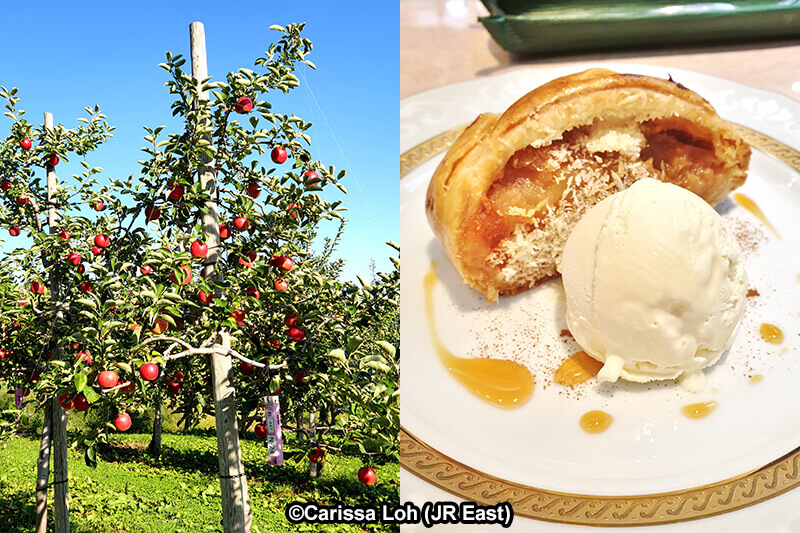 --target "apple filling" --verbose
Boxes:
[458,117,724,295]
